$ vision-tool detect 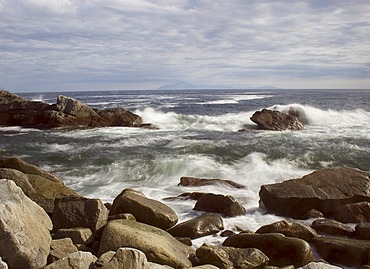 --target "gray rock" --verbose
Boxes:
[179,176,246,189]
[168,214,224,239]
[44,251,97,269]
[223,233,313,267]
[250,108,304,131]
[194,193,246,217]
[48,238,78,263]
[0,258,7,269]
[52,196,108,235]
[259,167,370,218]
[301,261,342,269]
[310,219,354,237]
[256,220,317,241]
[98,219,194,268]
[0,179,52,269]
[54,227,94,245]
[97,248,149,269]
[109,188,178,230]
